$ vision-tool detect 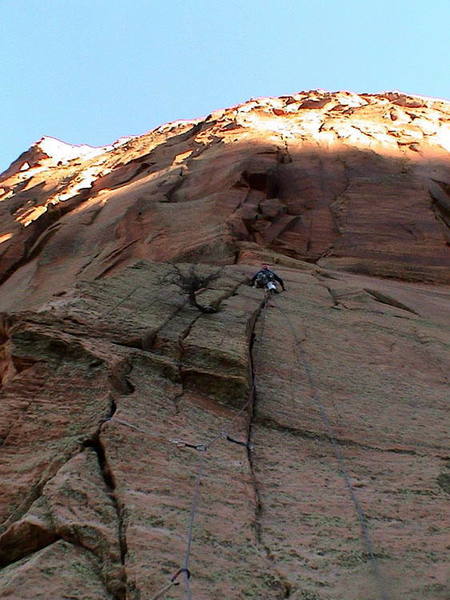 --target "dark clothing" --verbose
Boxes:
[250,268,285,291]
